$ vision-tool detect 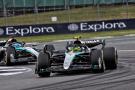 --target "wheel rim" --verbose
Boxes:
[3,53,7,64]
[4,53,14,64]
[10,54,14,62]
[115,48,118,64]
[98,58,102,69]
